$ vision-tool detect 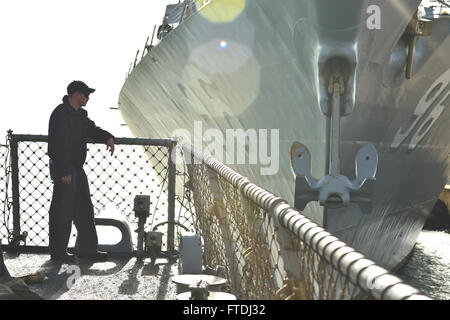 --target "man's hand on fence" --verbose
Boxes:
[61,175,72,184]
[106,138,115,156]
